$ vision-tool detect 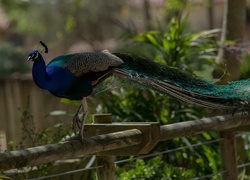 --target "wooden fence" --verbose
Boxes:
[0,76,77,149]
[1,77,250,179]
[1,113,250,179]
